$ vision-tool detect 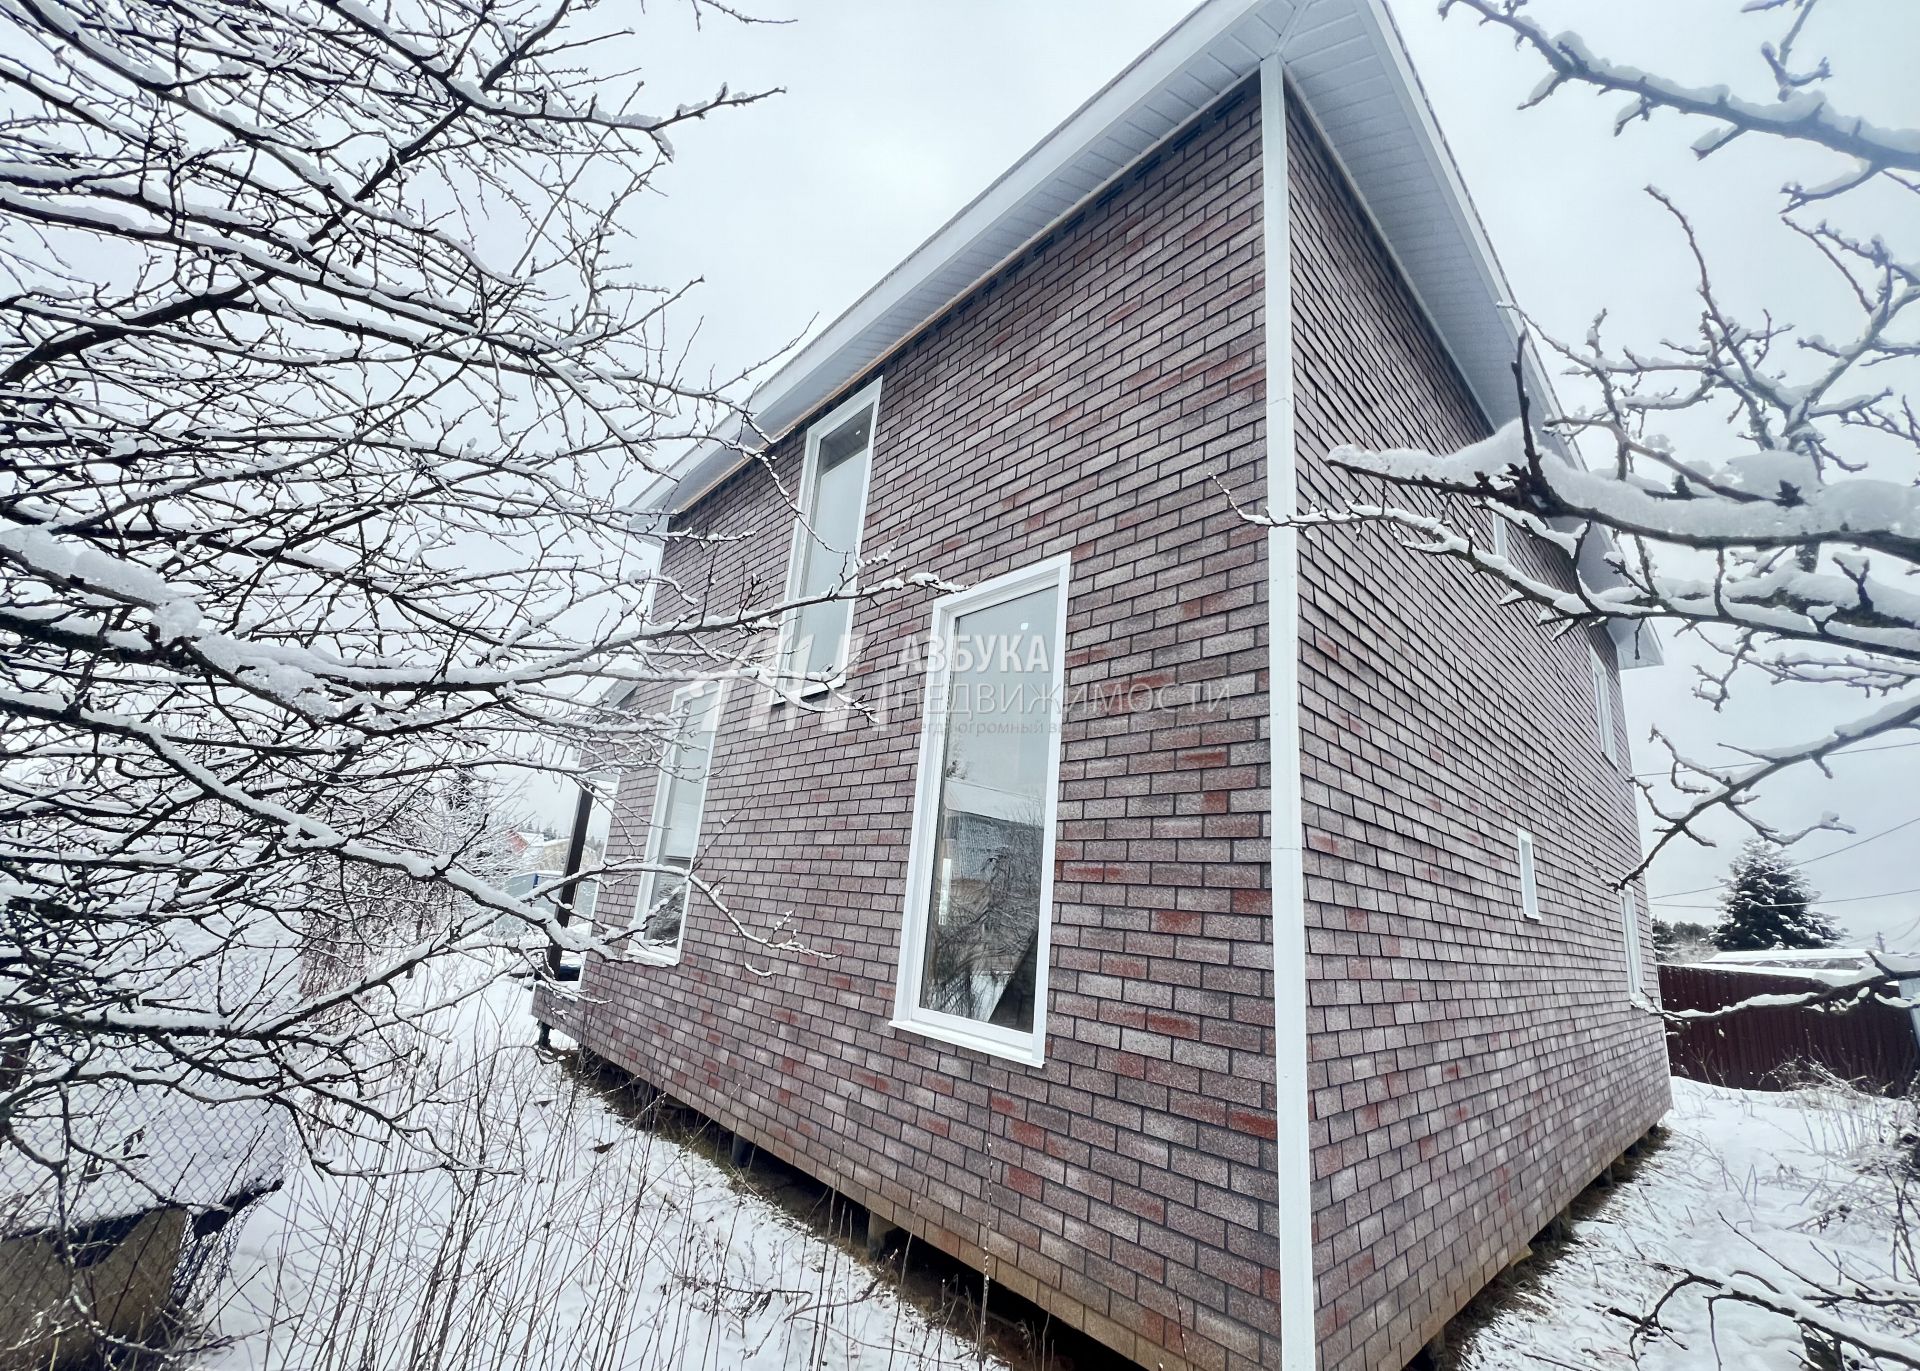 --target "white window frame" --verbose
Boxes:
[1516,828,1541,922]
[1490,510,1512,562]
[891,553,1072,1067]
[1620,887,1649,1006]
[630,679,728,966]
[1589,640,1618,766]
[776,378,883,699]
